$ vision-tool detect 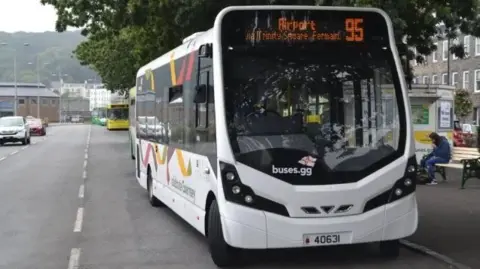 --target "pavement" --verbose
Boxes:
[0,124,465,269]
[406,169,480,269]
